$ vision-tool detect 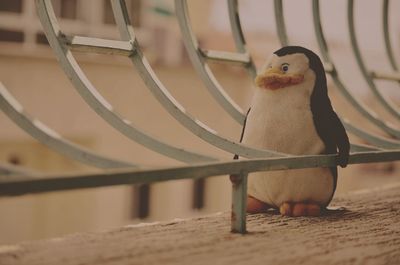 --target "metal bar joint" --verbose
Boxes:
[201,49,251,66]
[370,71,400,81]
[63,35,136,56]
